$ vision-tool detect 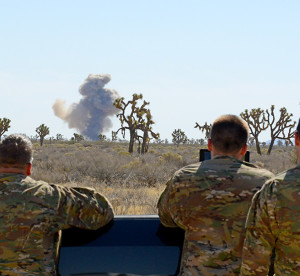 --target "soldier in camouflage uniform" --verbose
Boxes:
[240,119,300,275]
[157,115,274,275]
[0,134,114,275]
